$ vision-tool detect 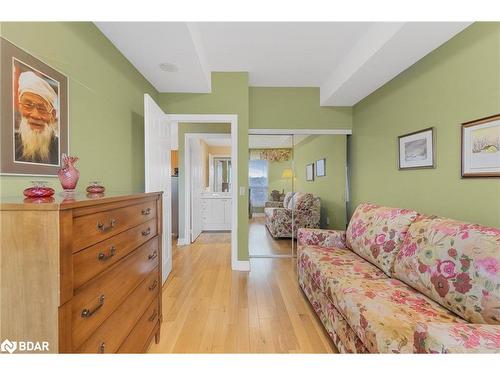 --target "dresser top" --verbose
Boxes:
[0,191,162,211]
